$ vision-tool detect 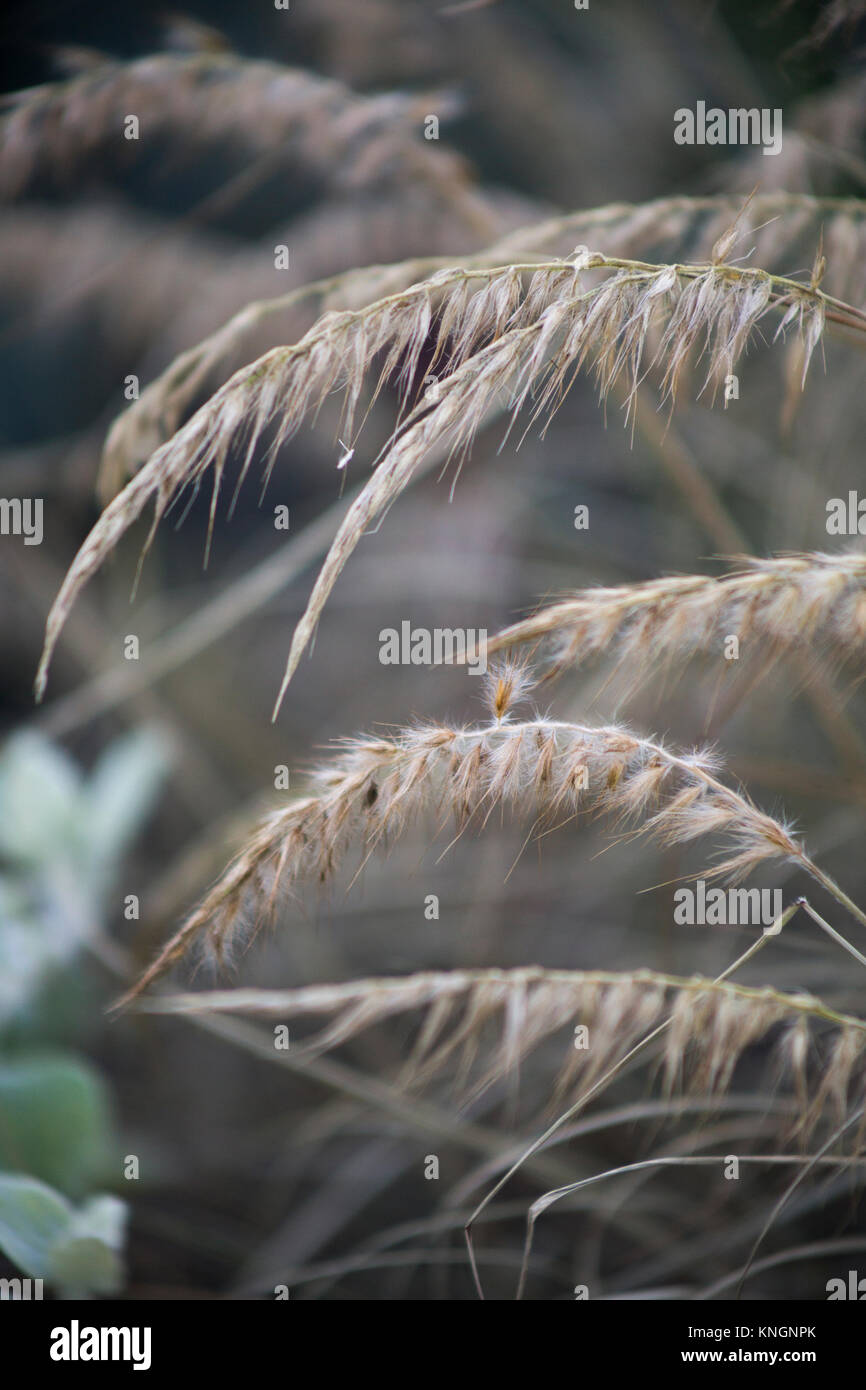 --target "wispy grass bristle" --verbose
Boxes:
[36,241,856,710]
[139,966,866,1136]
[116,711,860,1006]
[488,551,866,688]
